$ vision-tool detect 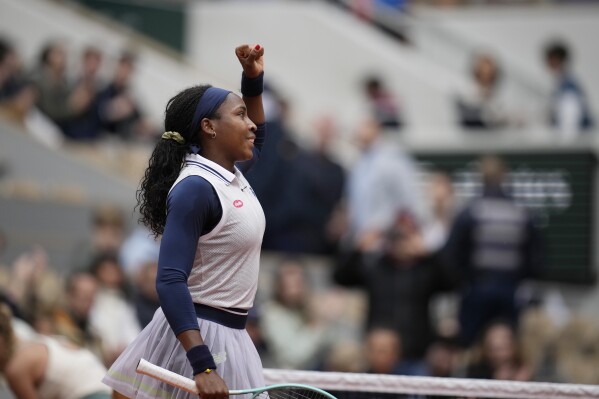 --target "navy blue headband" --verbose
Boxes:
[189,87,231,138]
